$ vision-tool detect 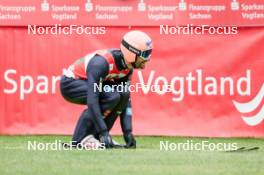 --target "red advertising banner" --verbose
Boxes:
[0,0,264,26]
[0,26,263,137]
